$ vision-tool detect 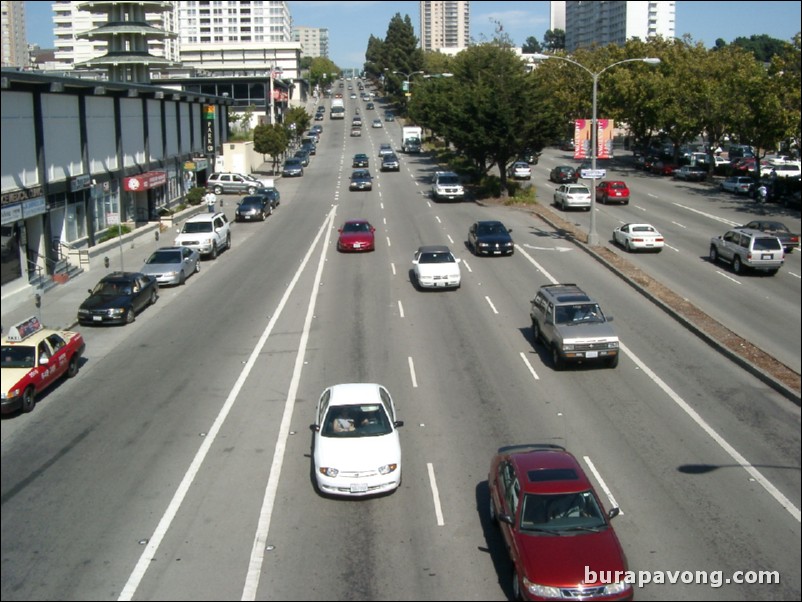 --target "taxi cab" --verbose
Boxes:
[1,316,86,414]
